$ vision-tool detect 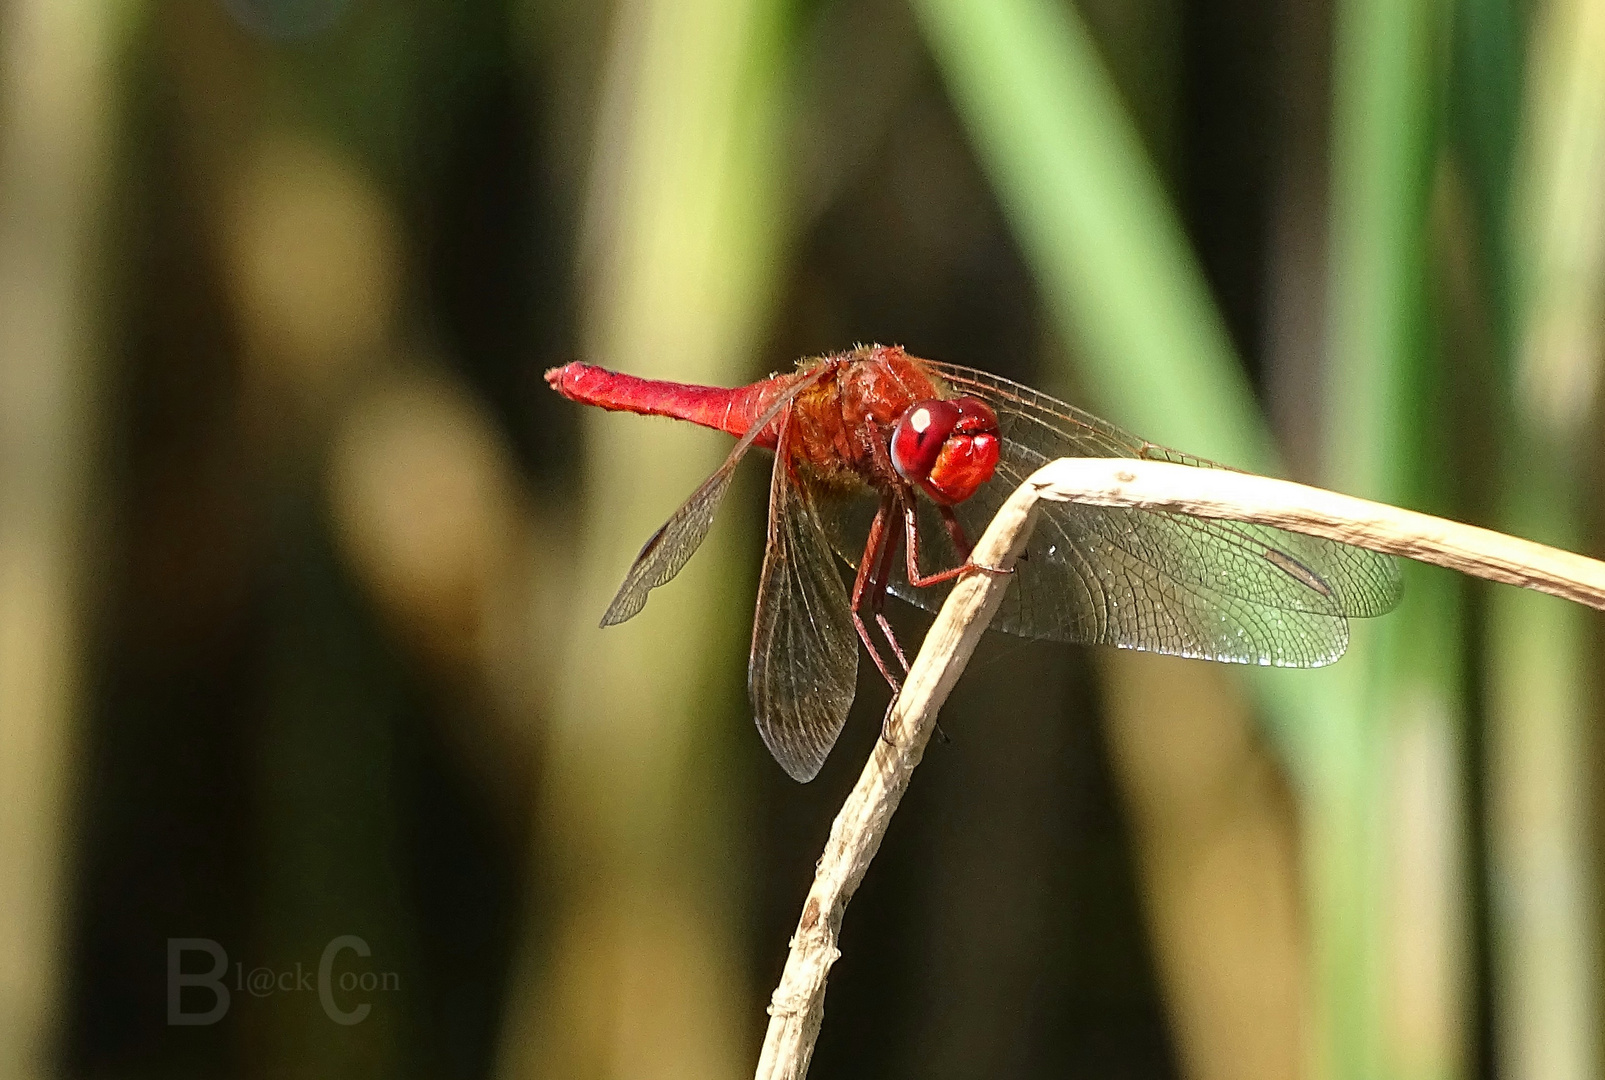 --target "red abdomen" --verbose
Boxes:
[545,362,792,448]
